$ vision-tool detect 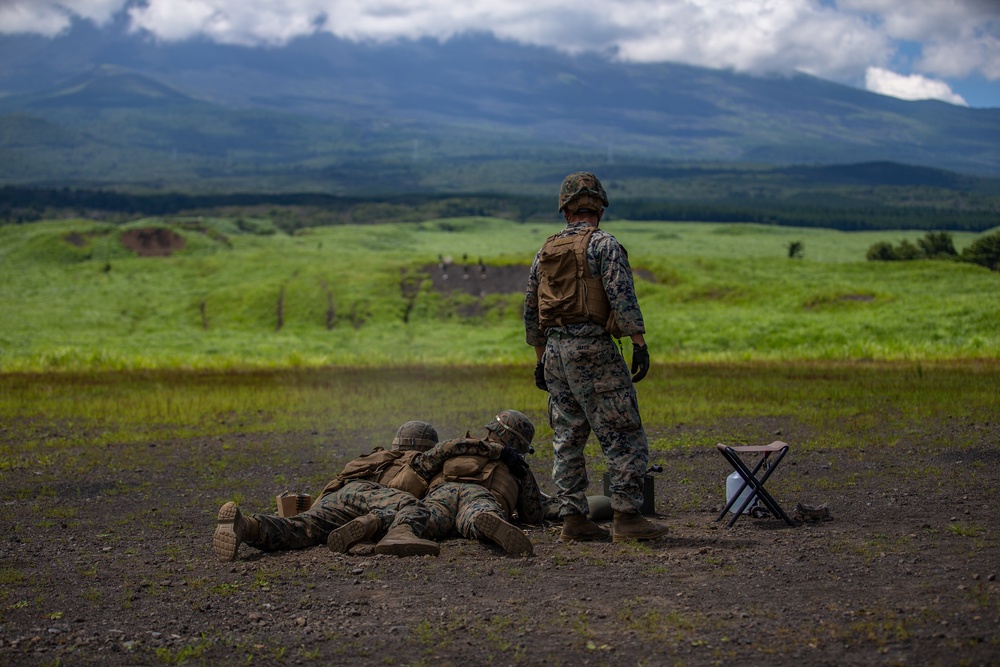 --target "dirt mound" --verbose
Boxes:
[64,232,87,248]
[120,227,186,257]
[423,262,529,296]
[423,263,658,298]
